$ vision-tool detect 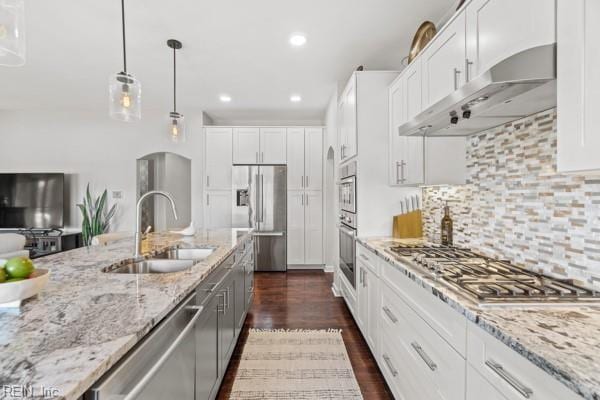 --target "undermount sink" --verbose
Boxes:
[107,259,195,274]
[156,247,216,261]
